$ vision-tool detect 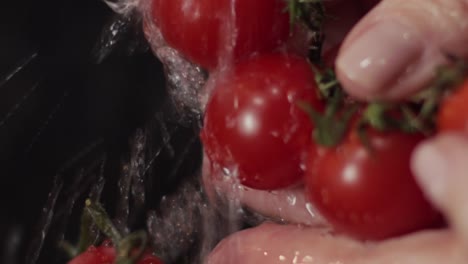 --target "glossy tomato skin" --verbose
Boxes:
[151,0,290,69]
[437,79,468,132]
[138,254,164,264]
[68,242,163,264]
[68,244,114,264]
[306,130,441,240]
[202,53,323,190]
